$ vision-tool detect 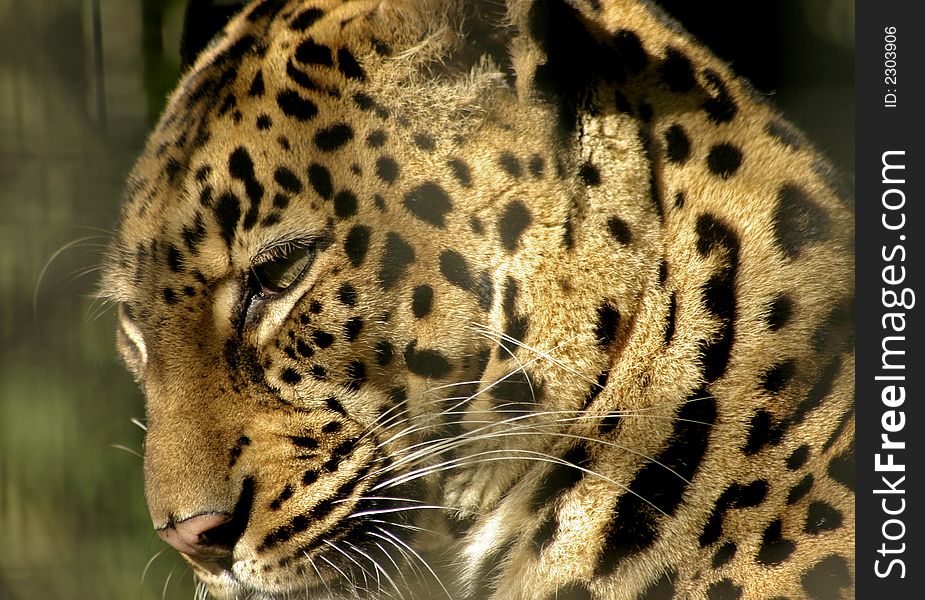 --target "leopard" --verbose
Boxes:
[100,0,855,598]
